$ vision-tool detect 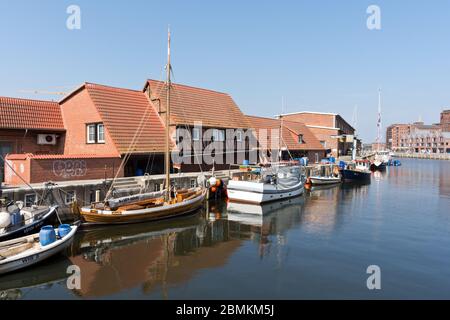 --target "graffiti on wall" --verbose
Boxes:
[53,160,87,178]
